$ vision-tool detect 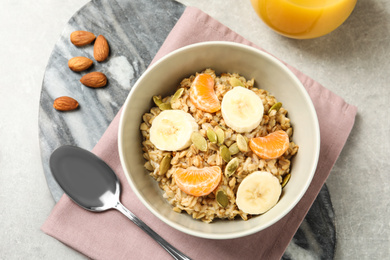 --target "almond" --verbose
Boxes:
[53,96,79,111]
[93,35,109,62]
[70,31,96,46]
[80,71,107,88]
[68,56,93,72]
